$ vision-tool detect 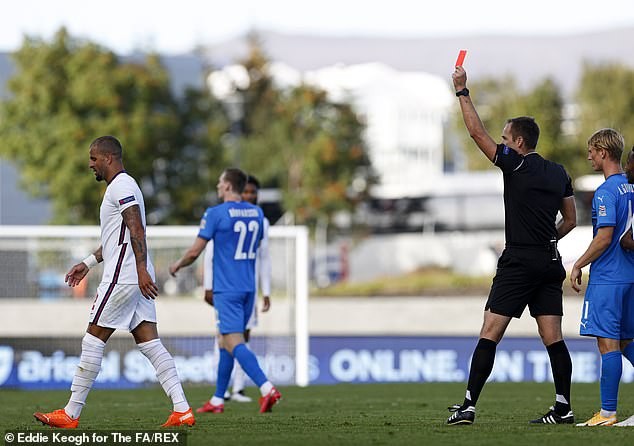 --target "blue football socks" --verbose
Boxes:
[214,348,235,399]
[233,343,267,387]
[600,351,622,411]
